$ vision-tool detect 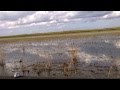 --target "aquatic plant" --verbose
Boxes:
[0,48,6,76]
[44,52,52,77]
[0,49,5,67]
[67,46,78,76]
